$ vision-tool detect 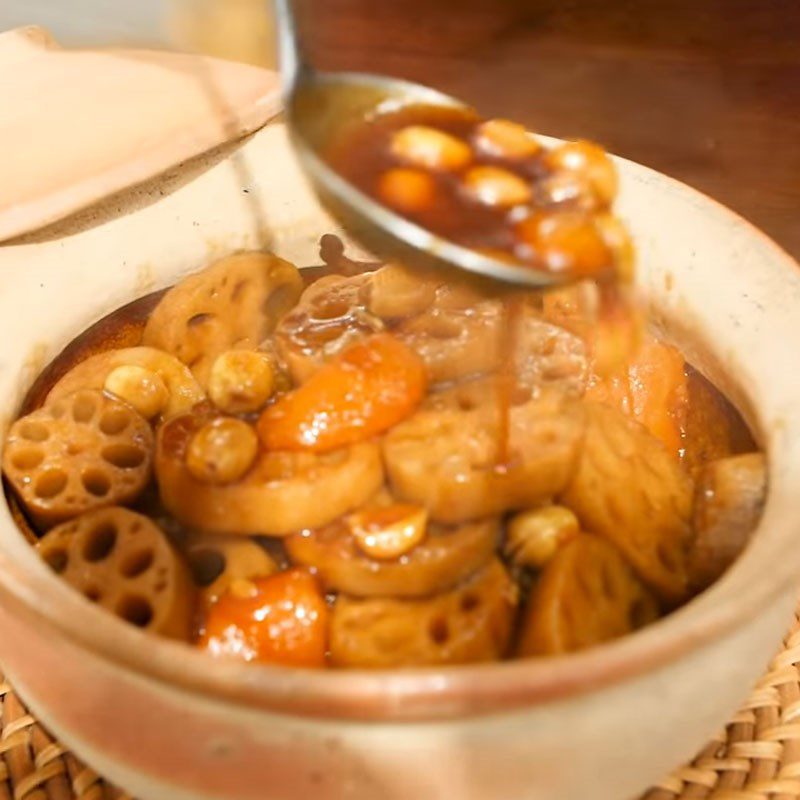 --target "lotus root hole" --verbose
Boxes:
[43,548,68,574]
[82,469,111,497]
[101,444,146,469]
[460,593,480,612]
[34,469,68,499]
[72,394,97,423]
[313,297,351,321]
[11,447,44,470]
[188,548,226,587]
[631,598,653,627]
[541,430,560,446]
[429,616,450,645]
[231,280,247,301]
[457,396,477,411]
[83,522,117,562]
[84,586,102,603]
[99,408,131,435]
[120,548,155,578]
[116,595,154,628]
[19,421,49,442]
[49,403,66,419]
[188,313,214,327]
